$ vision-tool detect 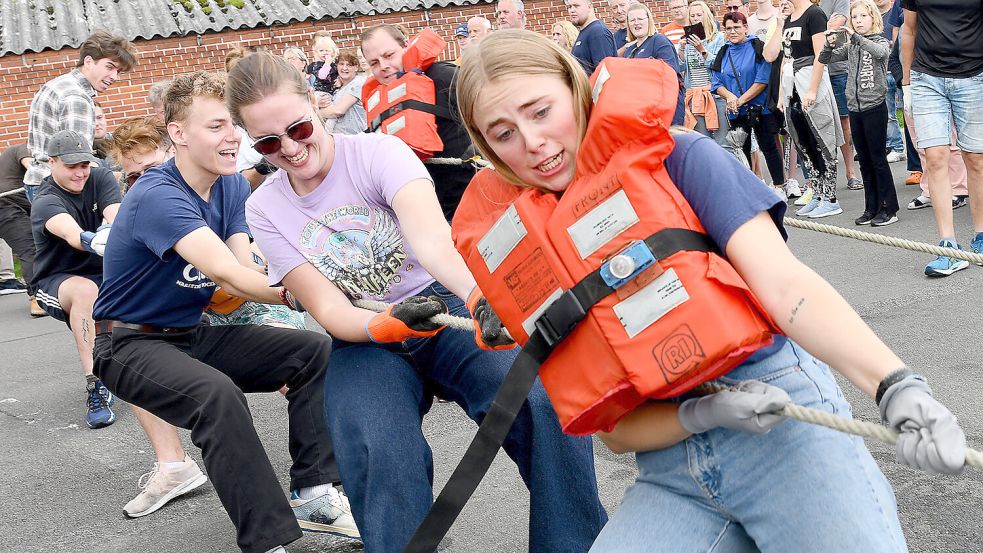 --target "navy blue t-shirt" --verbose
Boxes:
[572,19,618,75]
[663,131,789,359]
[93,159,251,327]
[613,27,628,50]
